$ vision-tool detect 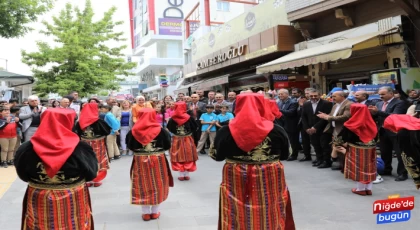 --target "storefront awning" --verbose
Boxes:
[174,74,229,94]
[256,28,398,74]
